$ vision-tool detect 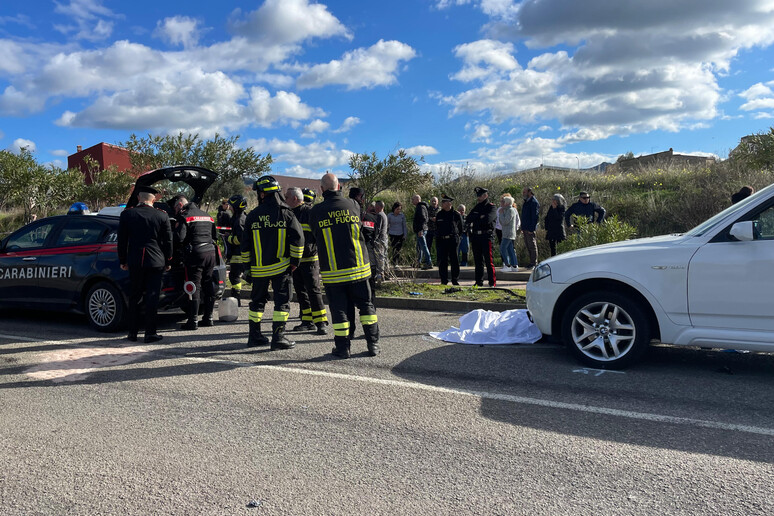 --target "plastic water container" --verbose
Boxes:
[219,297,239,322]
